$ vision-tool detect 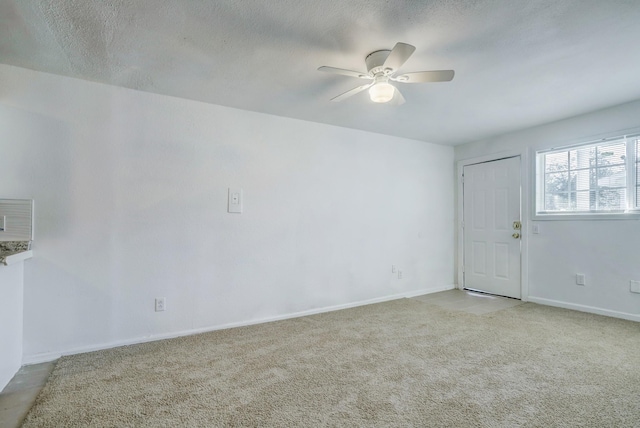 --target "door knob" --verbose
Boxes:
[512,232,520,239]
